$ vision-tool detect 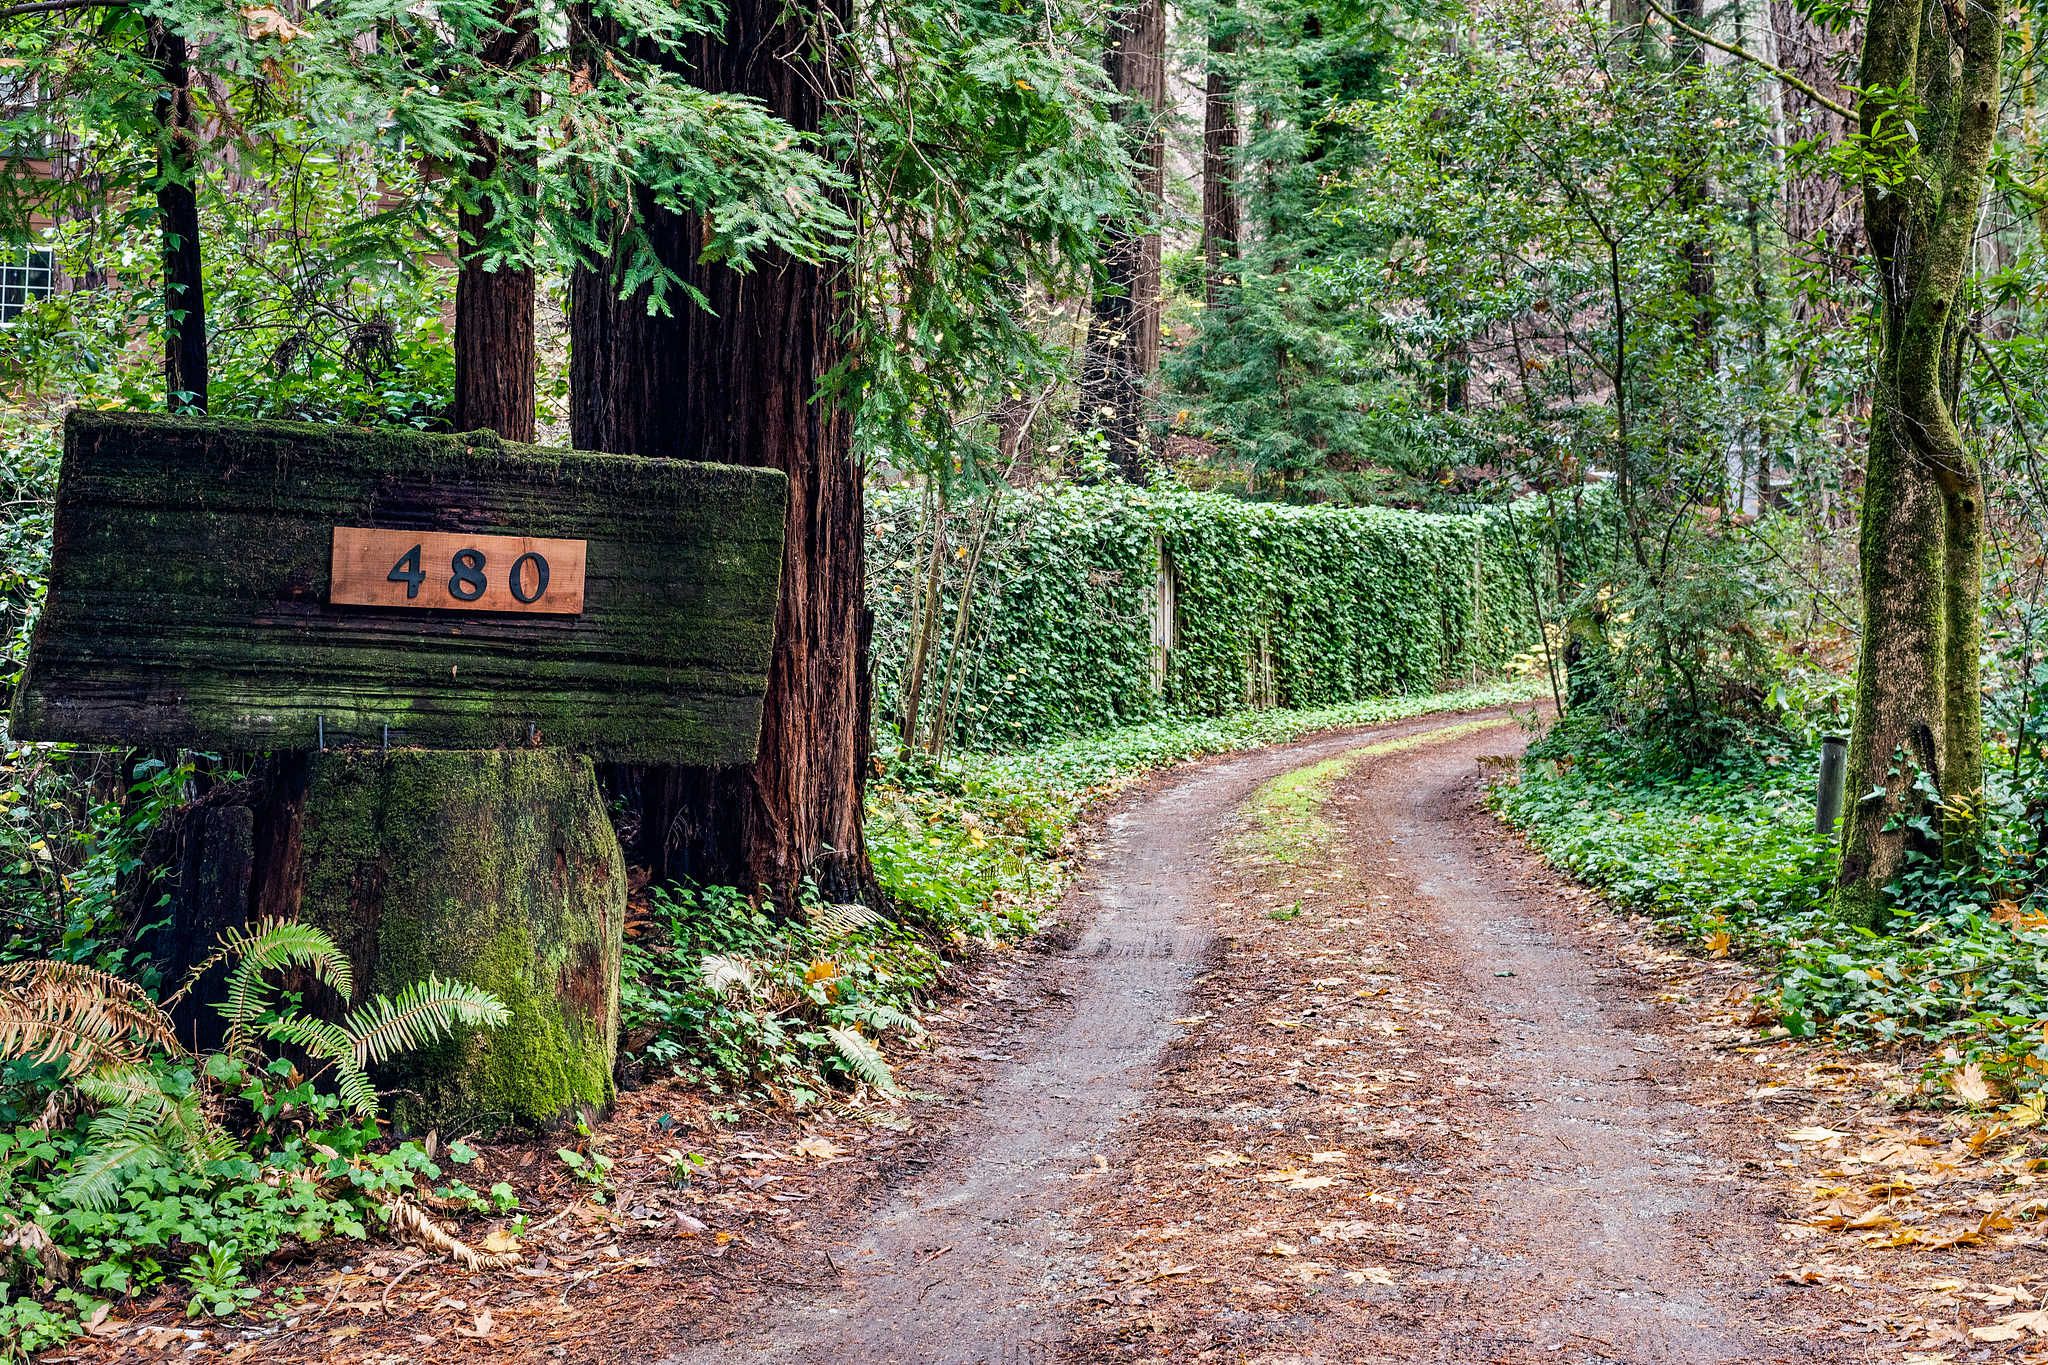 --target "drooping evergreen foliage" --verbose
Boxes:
[1167,0,1417,499]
